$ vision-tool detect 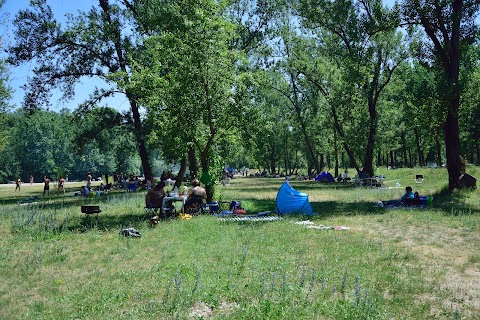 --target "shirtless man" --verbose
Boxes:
[15,178,21,192]
[43,176,50,195]
[58,176,65,193]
